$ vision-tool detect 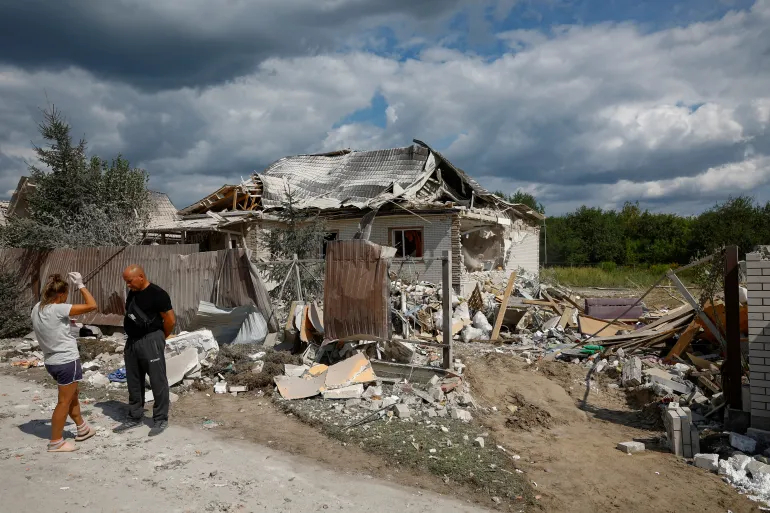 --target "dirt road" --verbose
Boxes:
[0,373,487,513]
